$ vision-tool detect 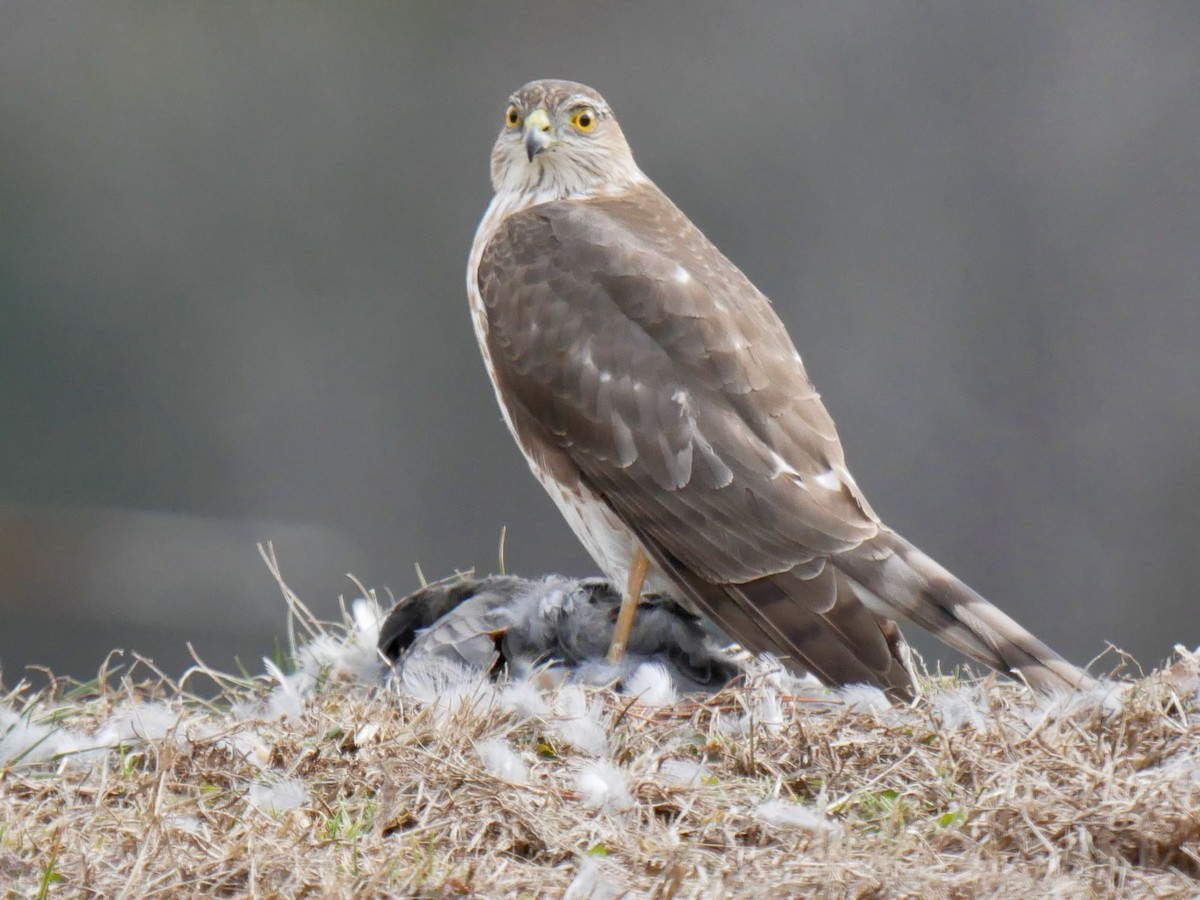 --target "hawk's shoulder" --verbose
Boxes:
[478,185,800,386]
[482,185,742,288]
